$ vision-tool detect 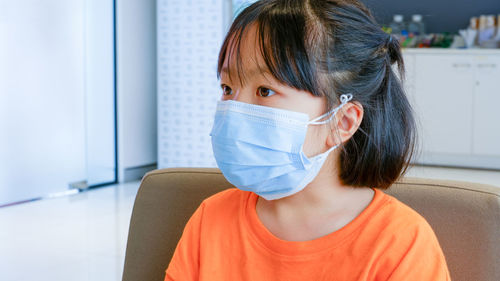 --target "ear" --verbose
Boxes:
[326,101,364,147]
